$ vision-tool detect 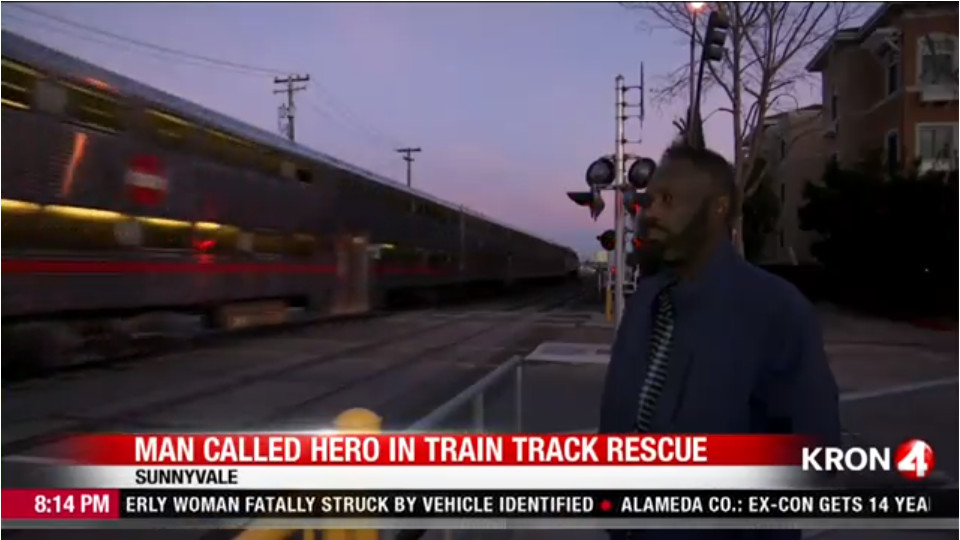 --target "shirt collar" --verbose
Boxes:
[649,239,738,300]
